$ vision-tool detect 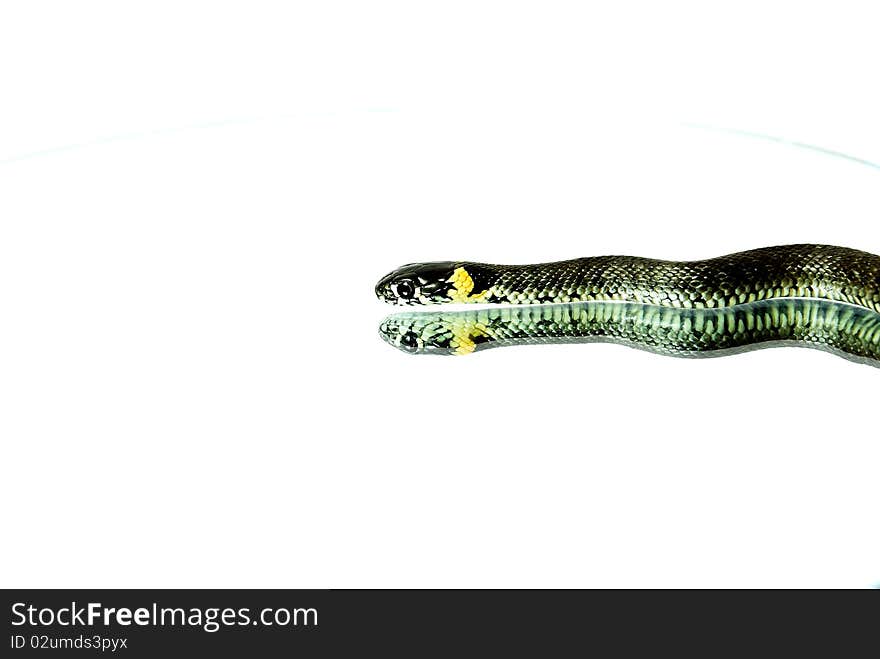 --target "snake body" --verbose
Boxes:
[375,245,880,366]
